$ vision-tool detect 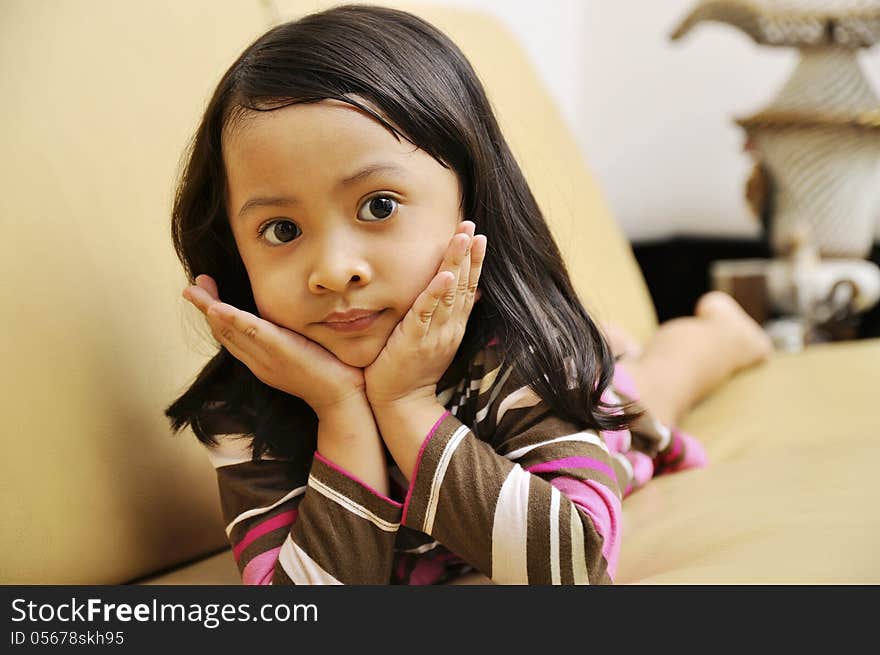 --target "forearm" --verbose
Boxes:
[316,393,390,497]
[370,392,448,484]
